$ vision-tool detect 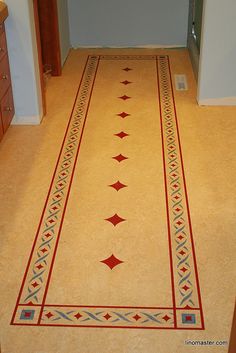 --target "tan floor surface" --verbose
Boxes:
[0,48,236,352]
